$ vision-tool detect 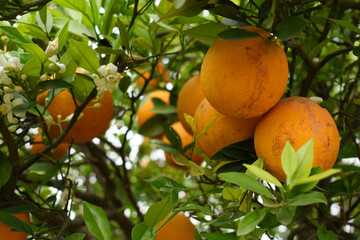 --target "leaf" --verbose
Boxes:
[198,113,219,139]
[211,139,256,161]
[118,76,131,93]
[150,105,178,114]
[244,164,283,189]
[145,176,187,191]
[218,28,261,41]
[69,40,100,73]
[294,168,341,186]
[263,0,276,28]
[22,43,47,63]
[0,26,32,45]
[353,46,360,57]
[72,73,96,102]
[184,113,196,135]
[274,16,306,41]
[222,187,243,202]
[36,8,53,33]
[53,17,95,38]
[52,0,93,26]
[237,208,267,236]
[276,206,296,225]
[281,141,298,183]
[201,232,237,240]
[0,152,12,189]
[96,46,125,55]
[317,224,339,240]
[163,125,182,151]
[169,16,207,25]
[83,201,111,240]
[292,138,314,184]
[116,18,130,51]
[175,204,213,215]
[184,23,229,42]
[39,80,74,89]
[287,191,327,206]
[132,222,149,240]
[329,19,360,34]
[159,0,208,20]
[144,197,173,229]
[0,212,31,234]
[16,21,48,41]
[187,160,205,177]
[55,20,69,52]
[218,172,274,199]
[64,233,86,240]
[12,102,37,115]
[21,58,42,77]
